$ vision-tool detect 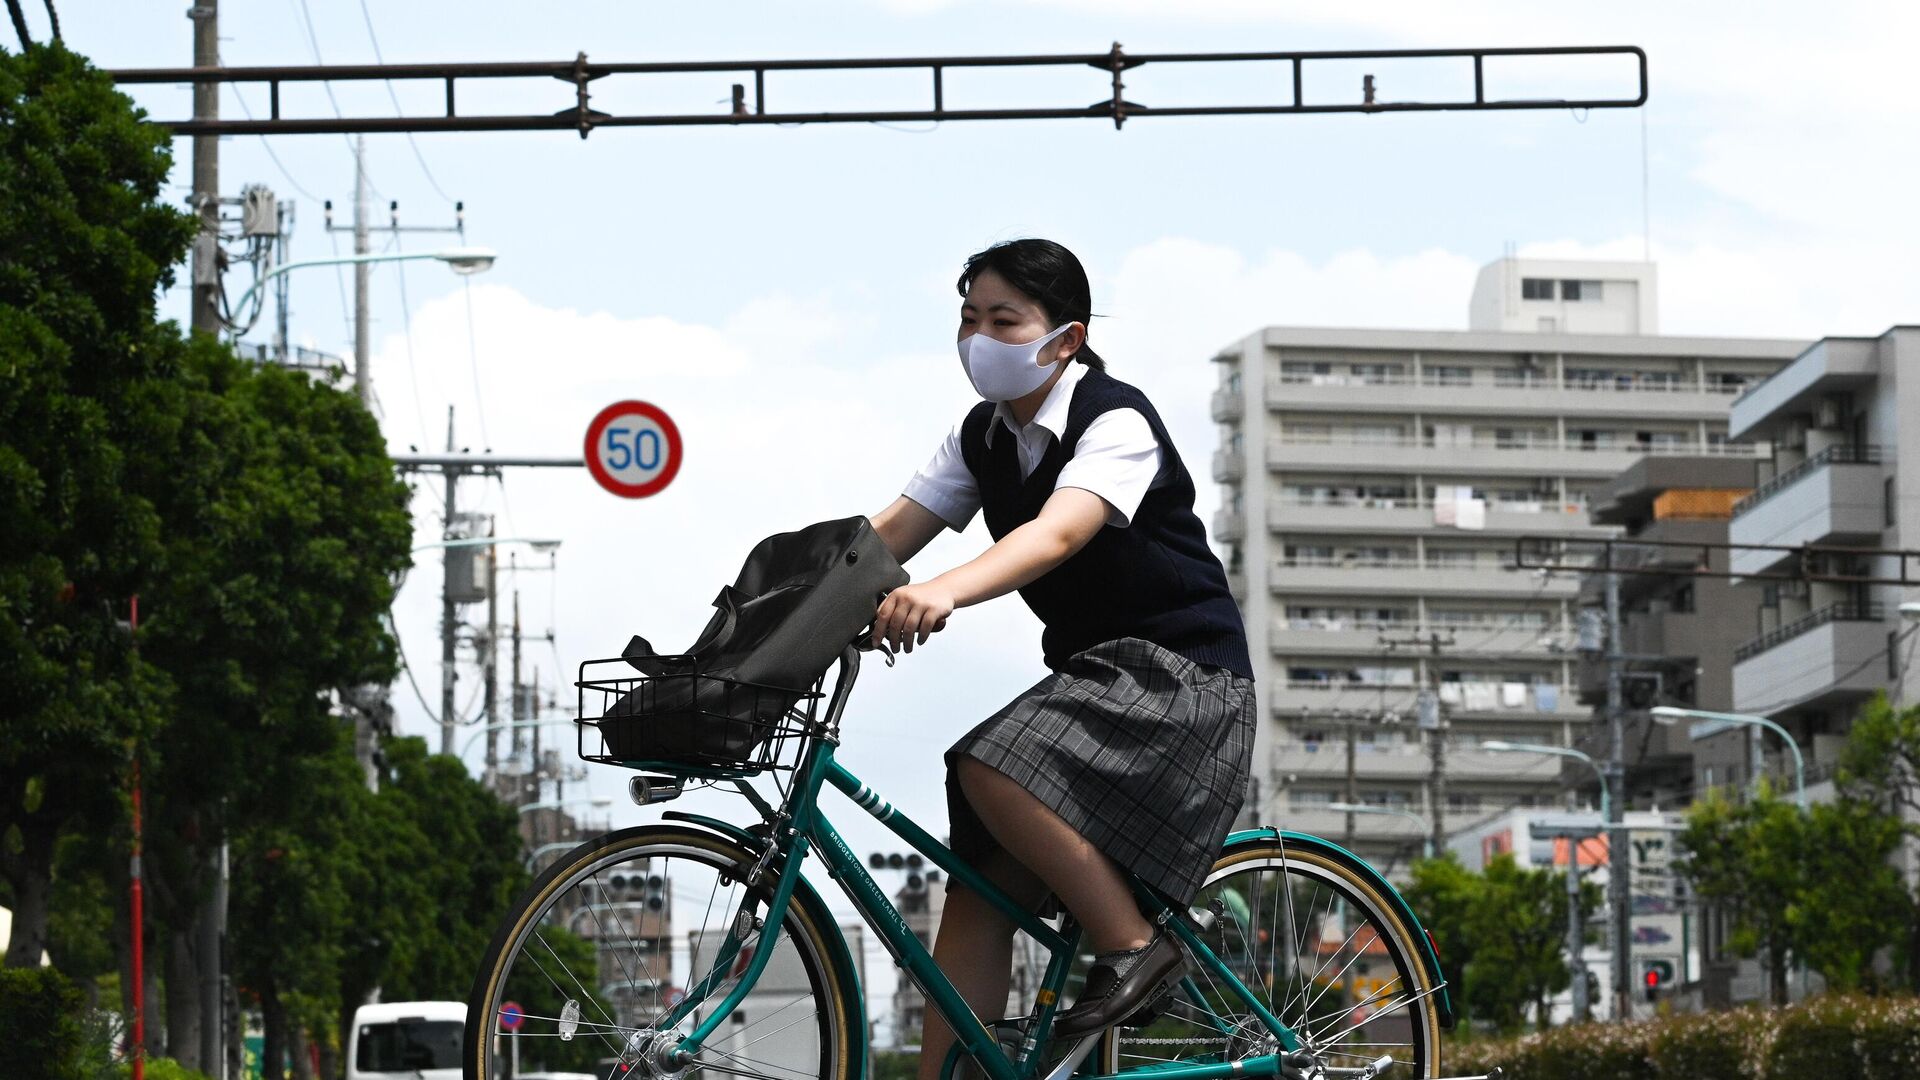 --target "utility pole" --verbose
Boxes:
[352,136,371,404]
[1343,720,1358,850]
[187,10,228,1074]
[484,528,500,776]
[188,1,219,336]
[1381,630,1452,860]
[511,587,524,759]
[1568,836,1590,1022]
[440,407,460,756]
[1605,570,1630,1021]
